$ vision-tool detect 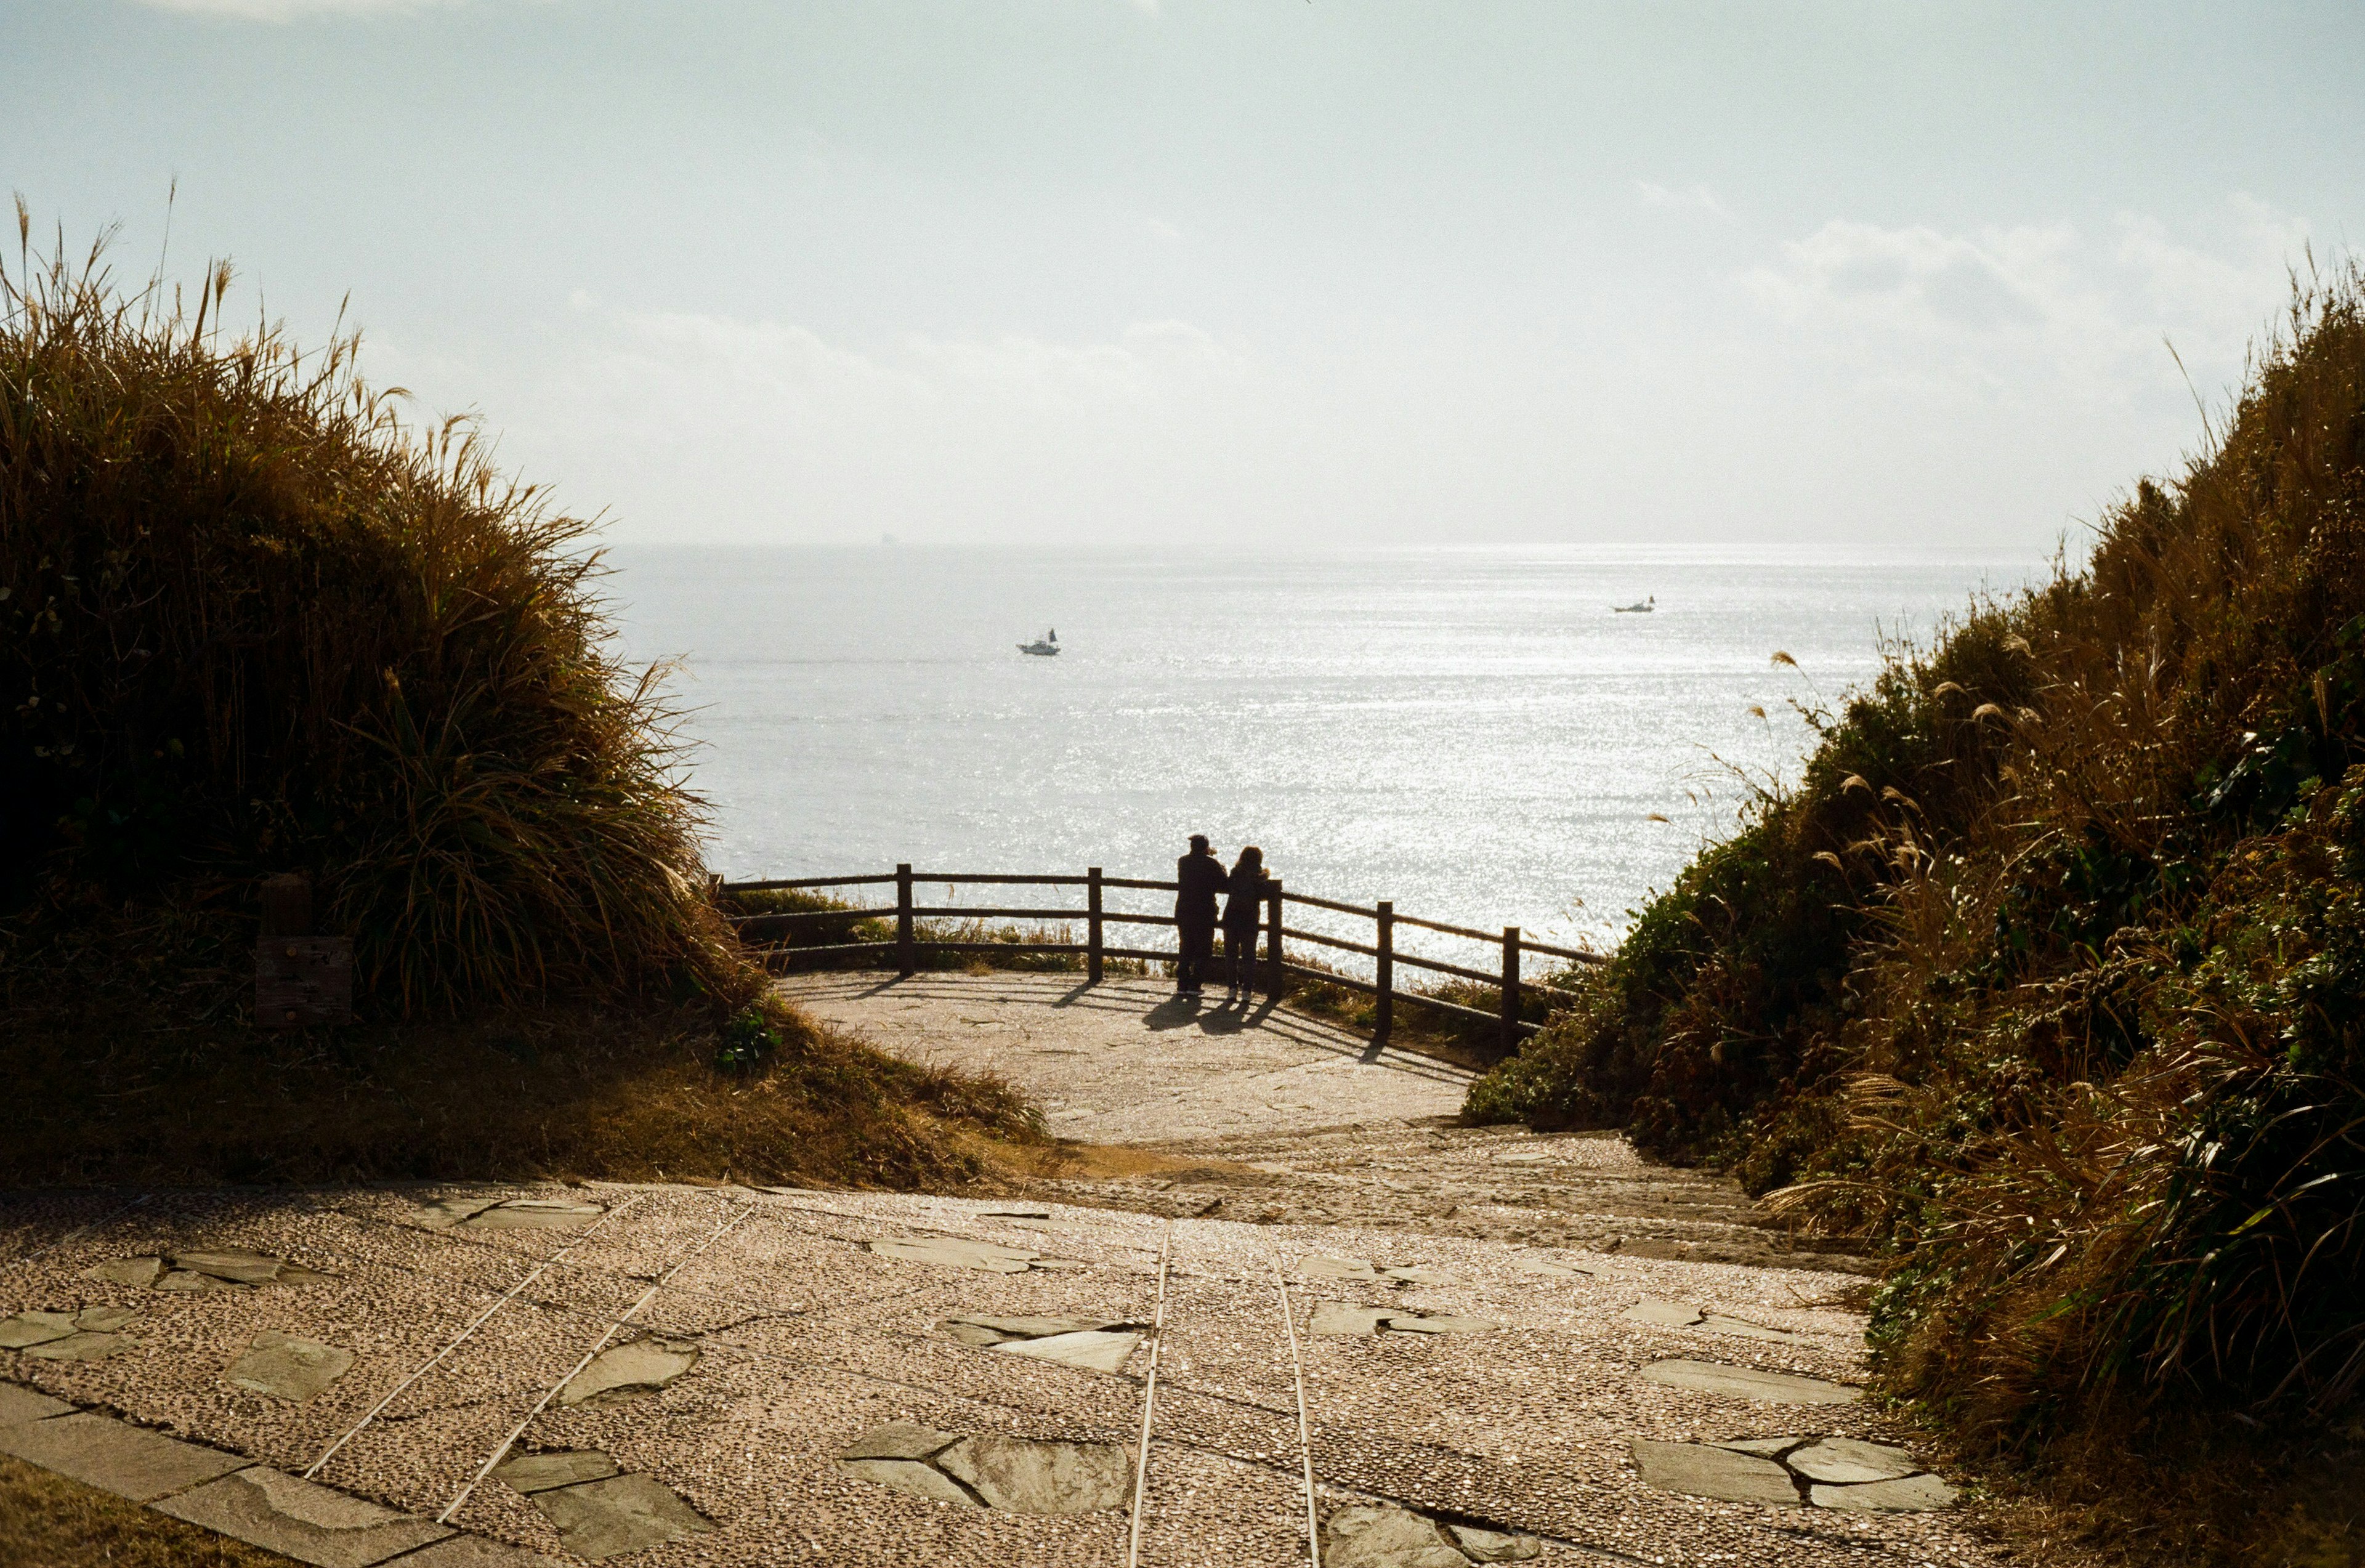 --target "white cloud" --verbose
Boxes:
[1739,198,2308,406]
[514,301,1263,539]
[1635,180,1734,222]
[366,203,2323,553]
